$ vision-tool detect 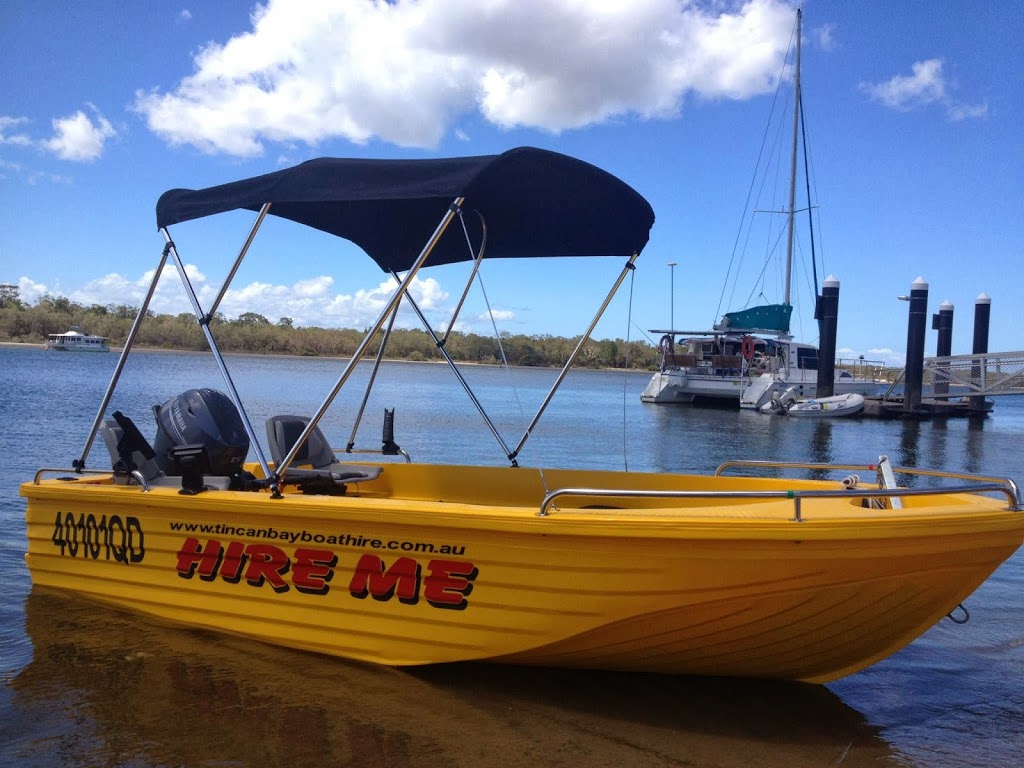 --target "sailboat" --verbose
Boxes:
[642,9,880,407]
